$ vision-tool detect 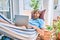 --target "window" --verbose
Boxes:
[0,0,12,20]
